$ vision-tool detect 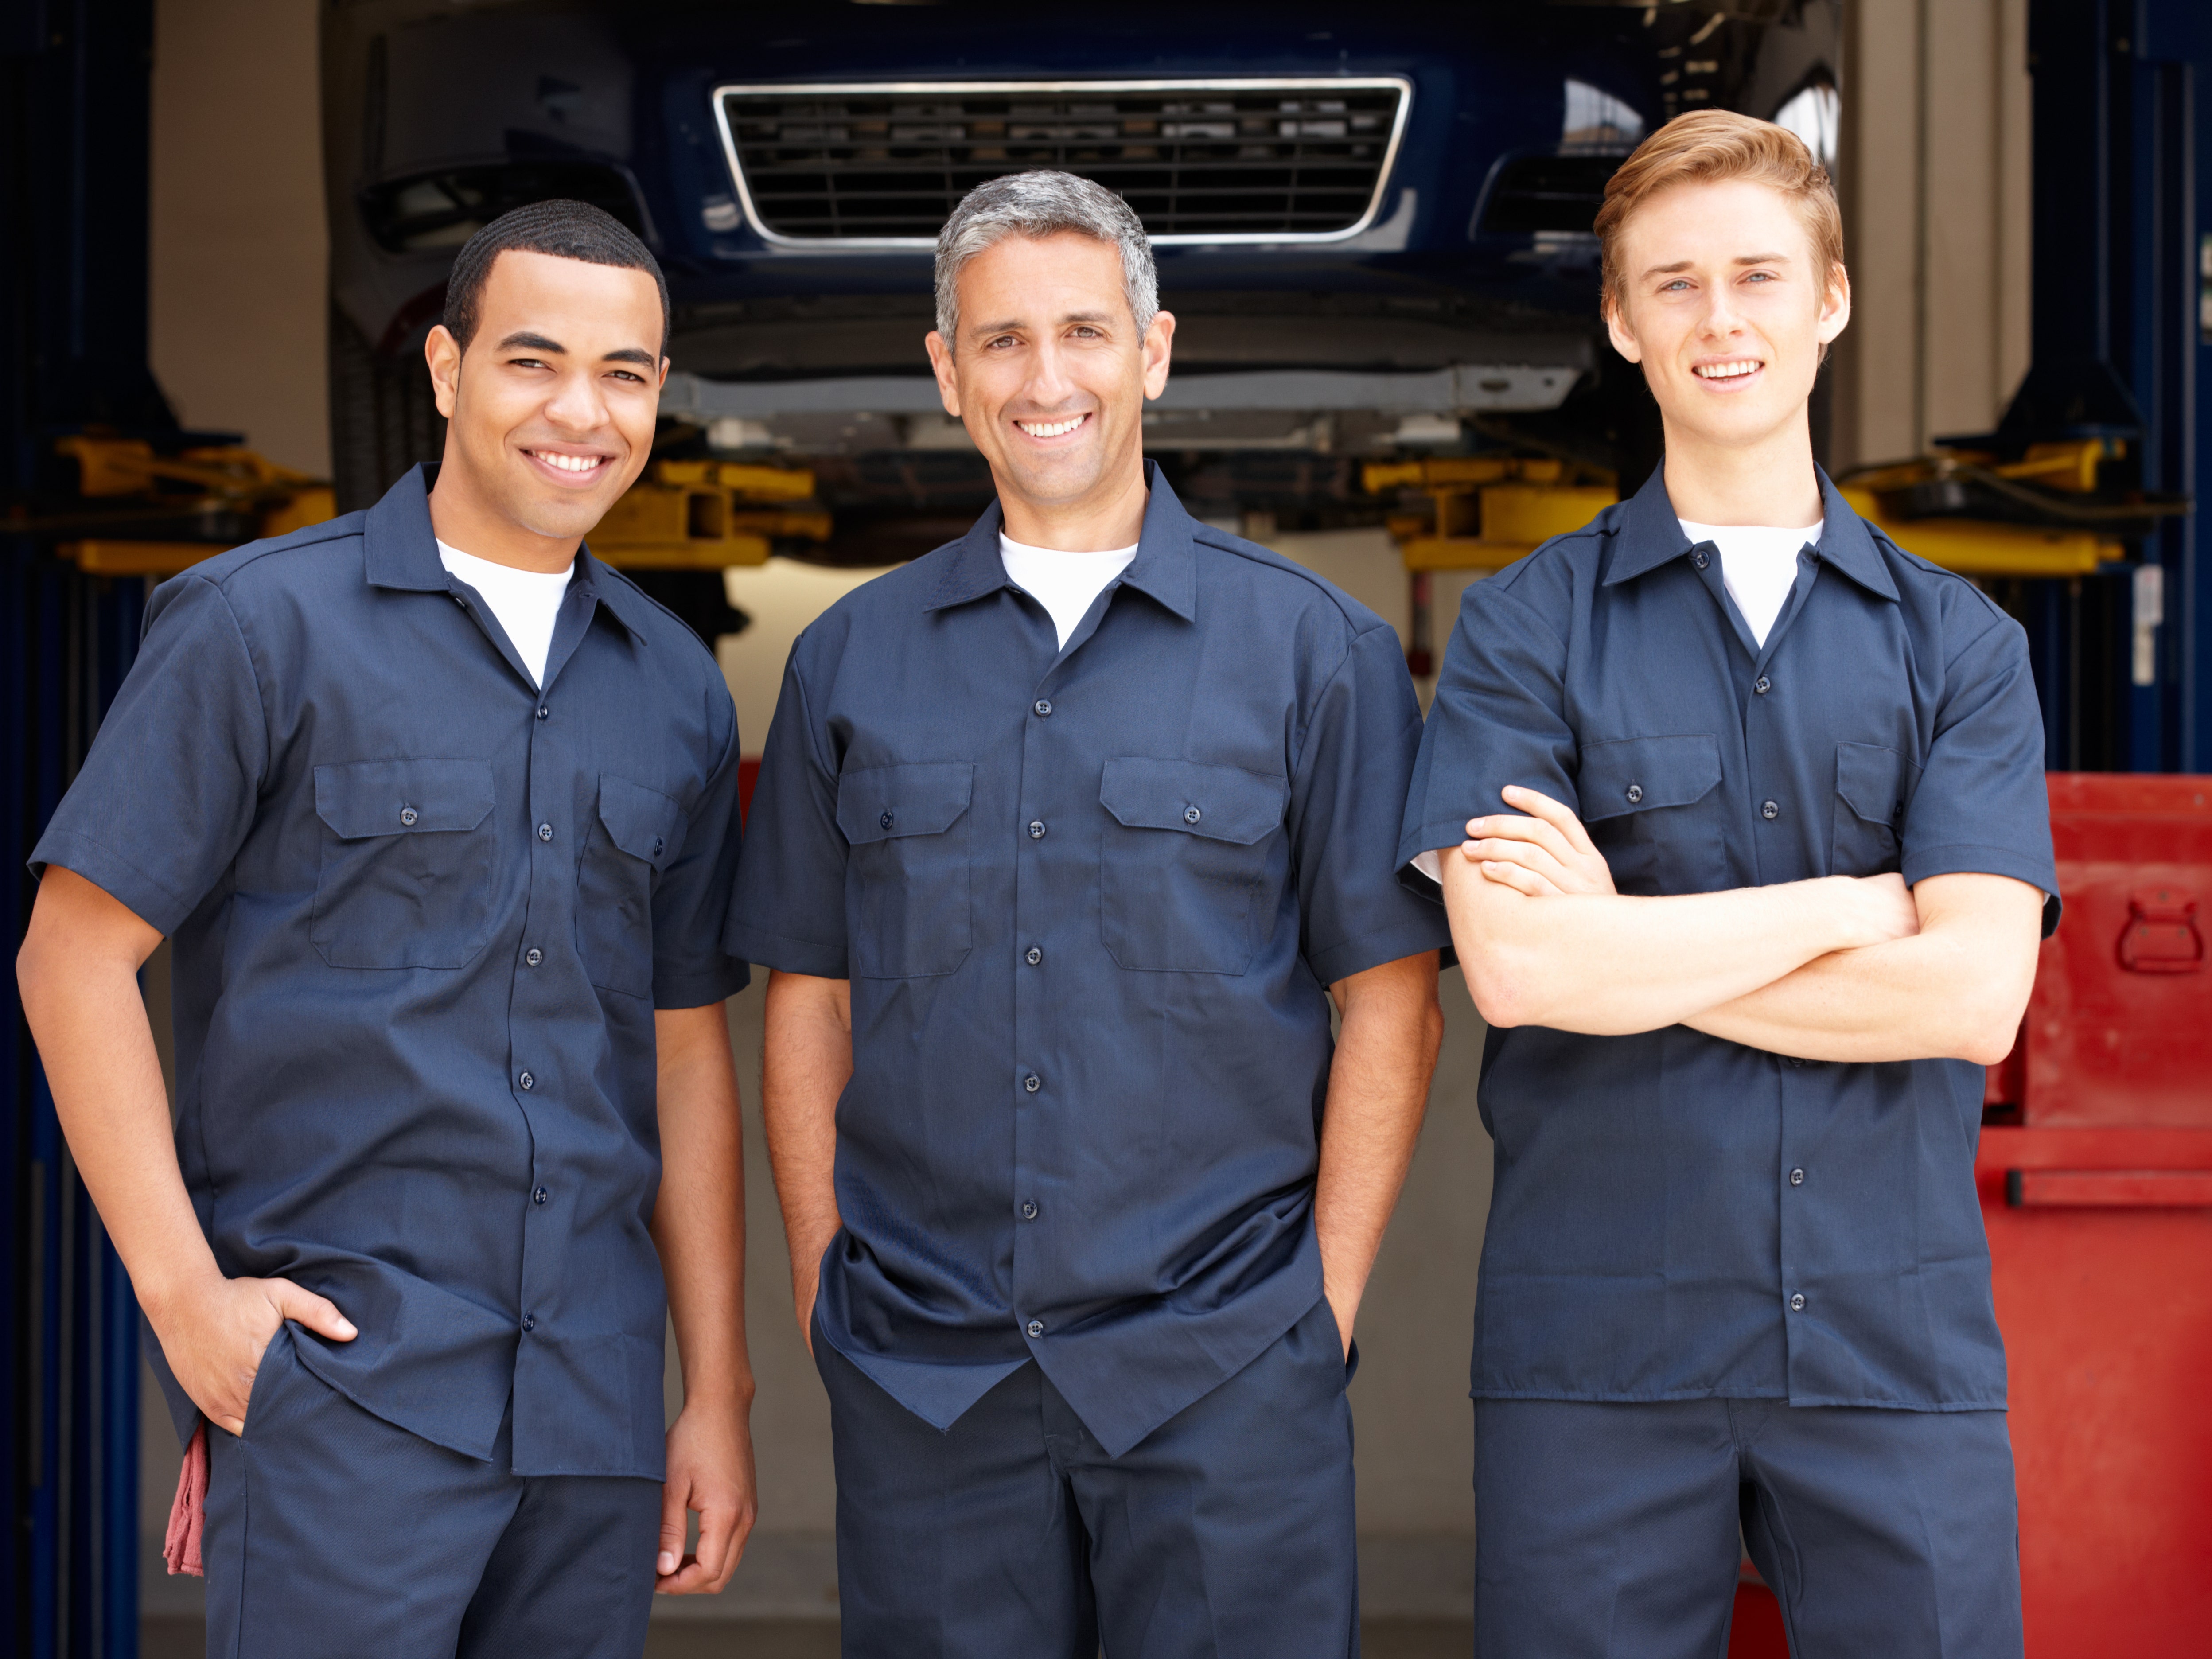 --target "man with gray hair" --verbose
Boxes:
[728,169,1450,1653]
